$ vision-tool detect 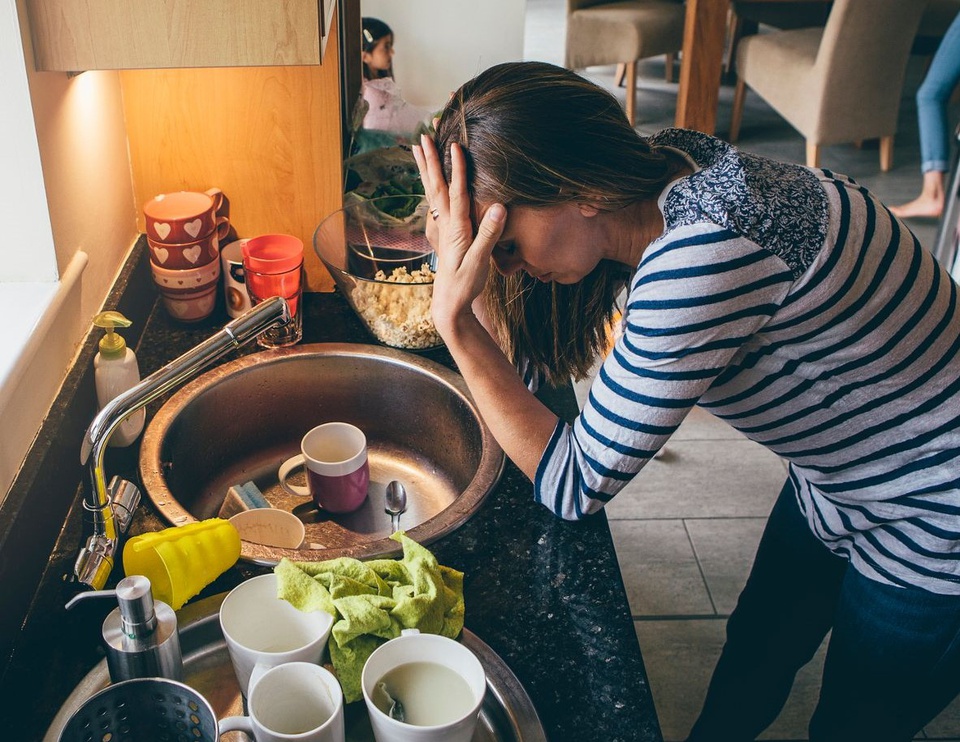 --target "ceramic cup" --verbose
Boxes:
[221,238,252,318]
[144,188,228,245]
[361,629,486,742]
[147,220,228,270]
[150,259,221,323]
[219,573,334,698]
[219,662,345,742]
[278,422,369,513]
